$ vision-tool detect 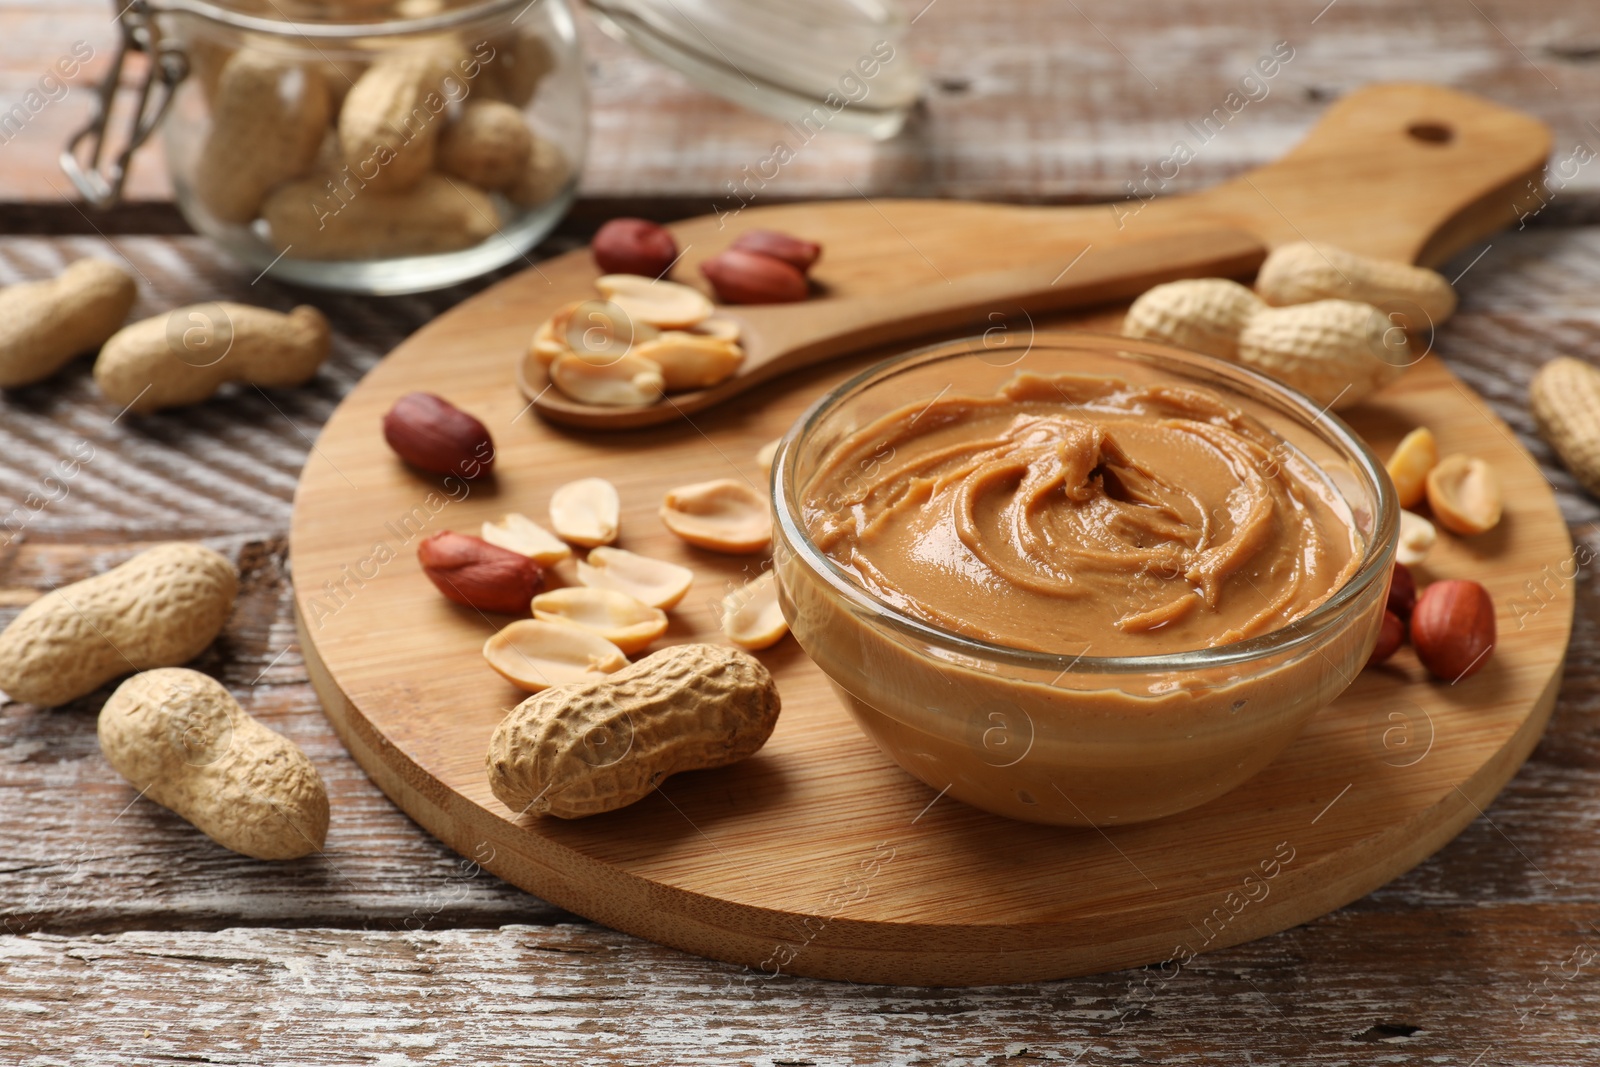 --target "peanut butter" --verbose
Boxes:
[803,372,1361,657]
